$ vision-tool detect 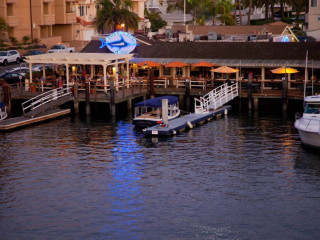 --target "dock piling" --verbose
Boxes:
[282,76,288,111]
[110,79,116,117]
[185,79,190,112]
[247,74,252,111]
[162,99,169,126]
[85,81,90,115]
